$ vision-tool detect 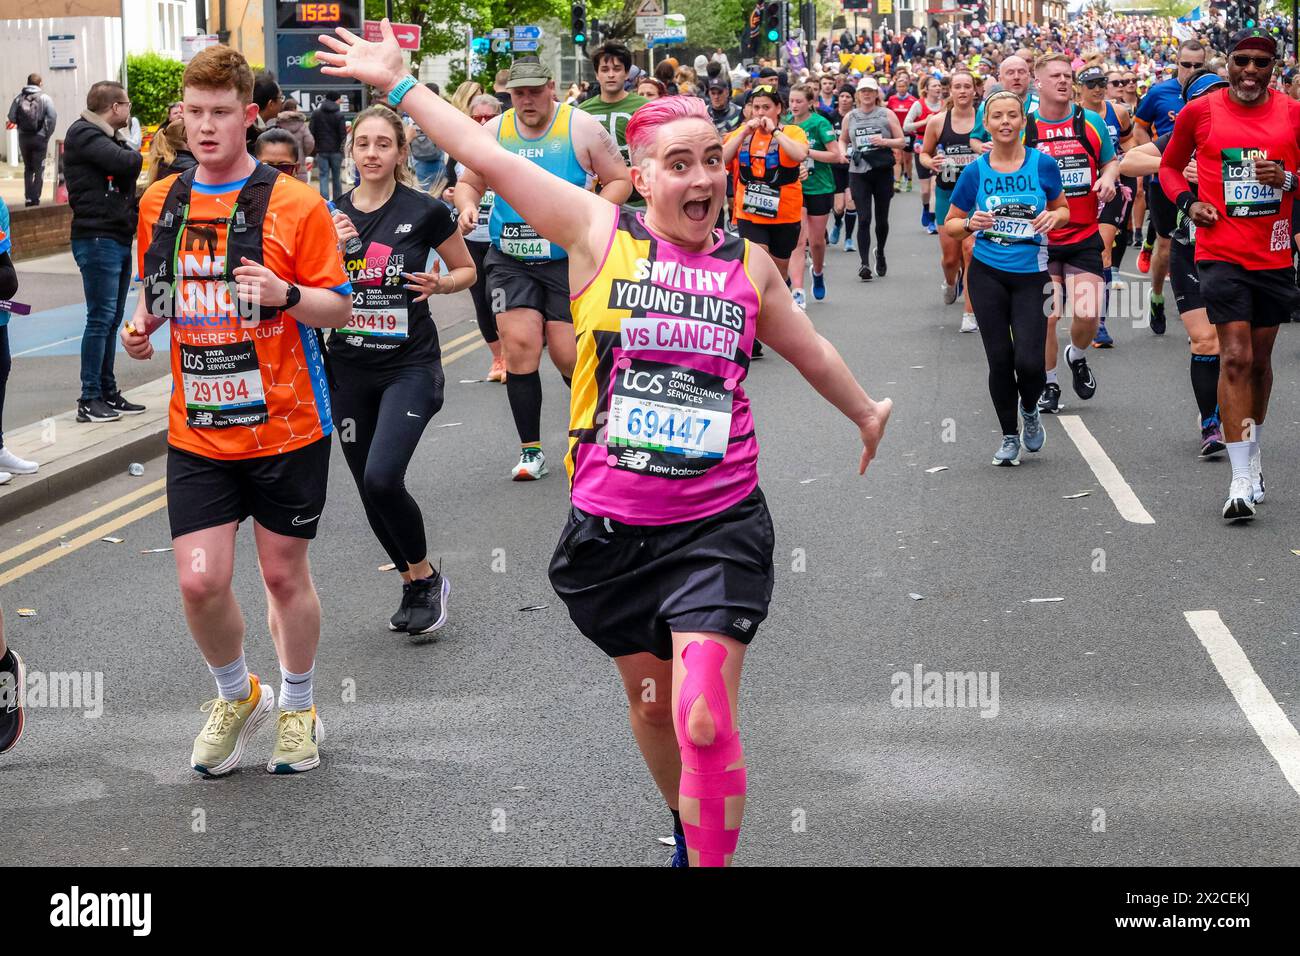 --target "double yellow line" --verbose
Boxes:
[0,327,486,588]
